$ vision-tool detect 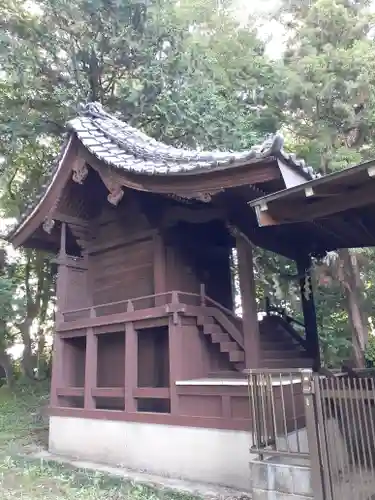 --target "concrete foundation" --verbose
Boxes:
[250,457,313,500]
[49,416,253,490]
